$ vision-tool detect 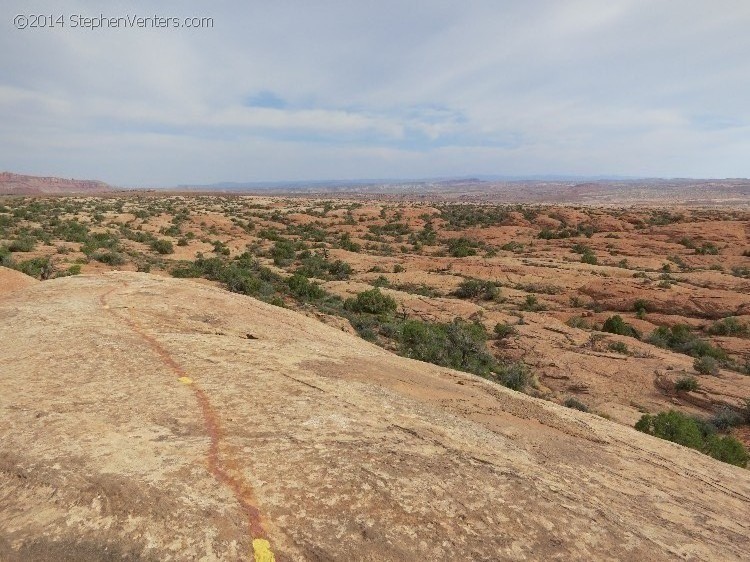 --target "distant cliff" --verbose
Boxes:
[0,171,113,195]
